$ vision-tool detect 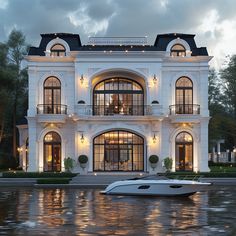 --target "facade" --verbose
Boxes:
[18,33,212,173]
